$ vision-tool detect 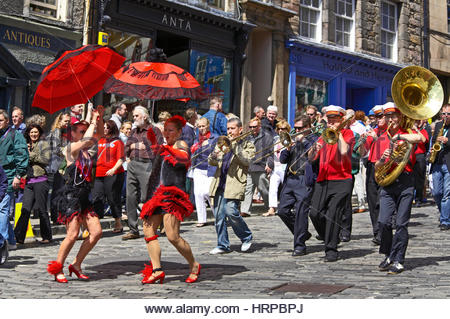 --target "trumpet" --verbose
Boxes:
[190,130,252,170]
[321,115,354,145]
